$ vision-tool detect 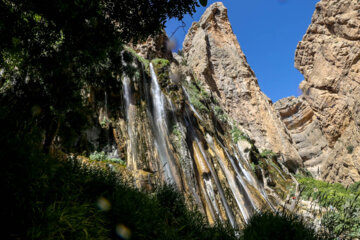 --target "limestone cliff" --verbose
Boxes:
[276,0,360,185]
[77,2,303,228]
[182,2,302,171]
